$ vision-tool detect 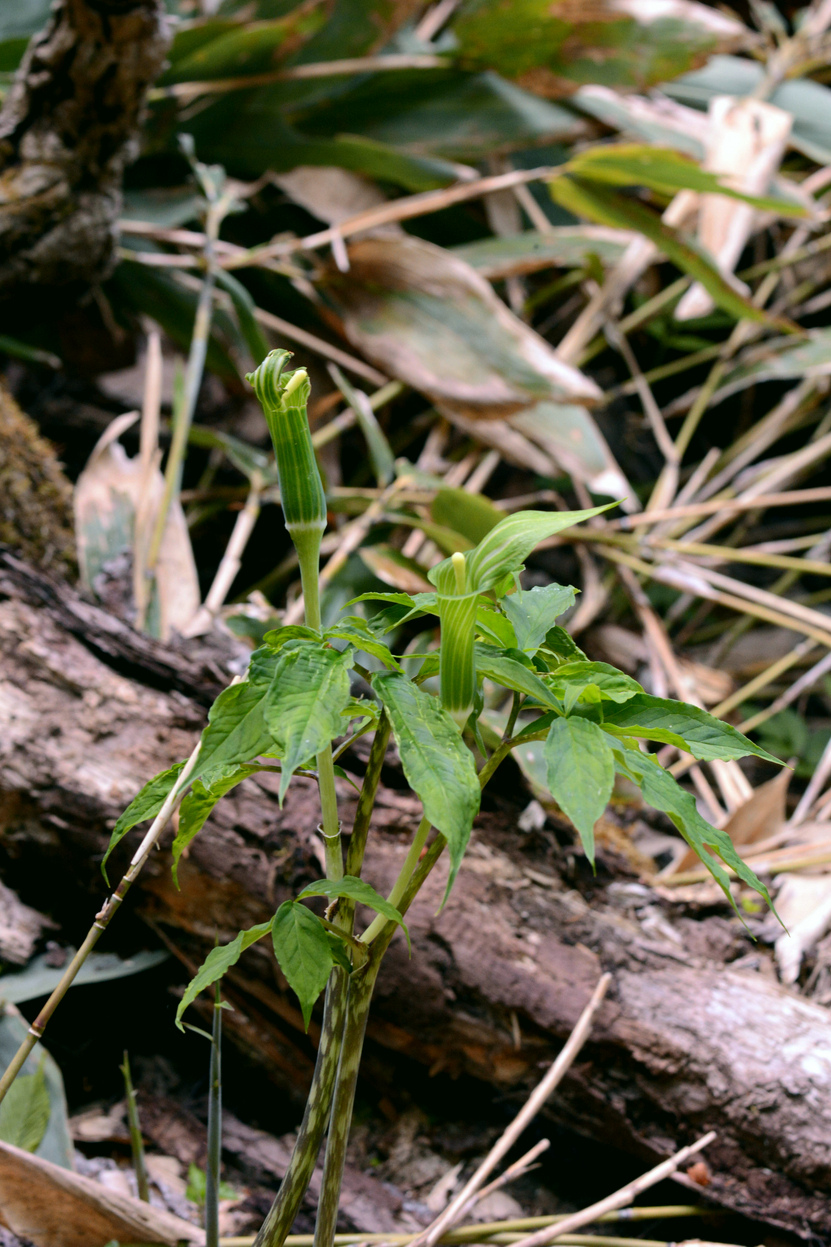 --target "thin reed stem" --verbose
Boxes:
[121,1051,149,1202]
